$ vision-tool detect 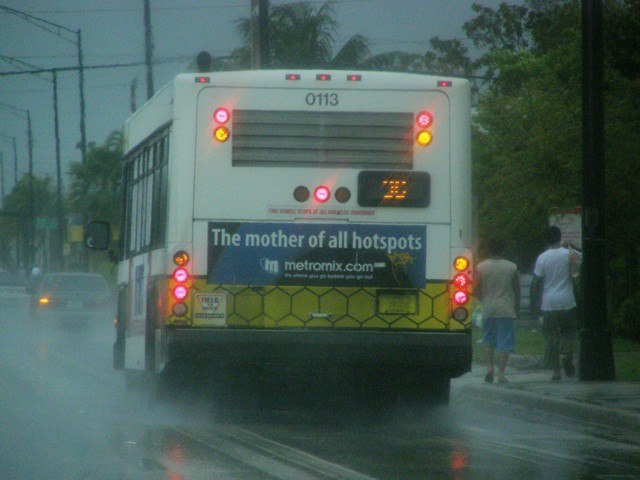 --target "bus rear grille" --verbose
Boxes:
[232,110,414,169]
